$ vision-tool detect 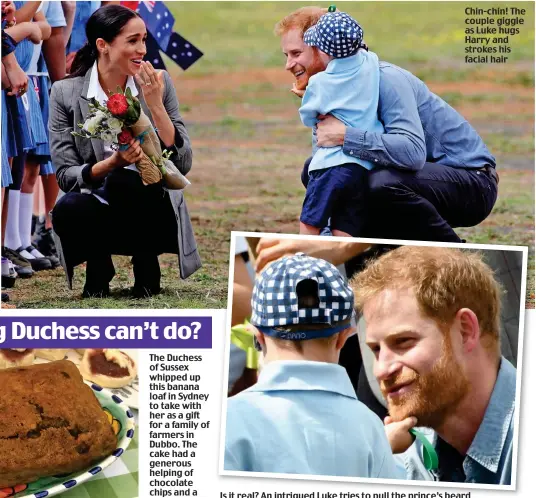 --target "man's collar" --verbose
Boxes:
[247,360,356,400]
[86,61,139,100]
[464,357,516,472]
